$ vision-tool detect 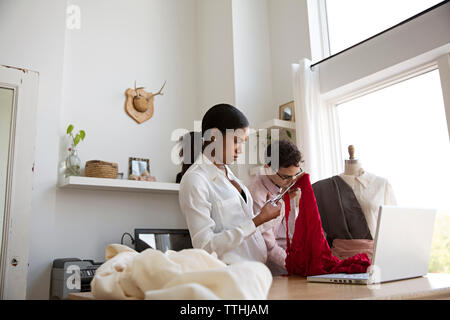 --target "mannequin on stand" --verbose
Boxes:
[324,145,373,260]
[344,145,362,175]
[329,145,396,261]
[339,145,397,239]
[312,145,372,256]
